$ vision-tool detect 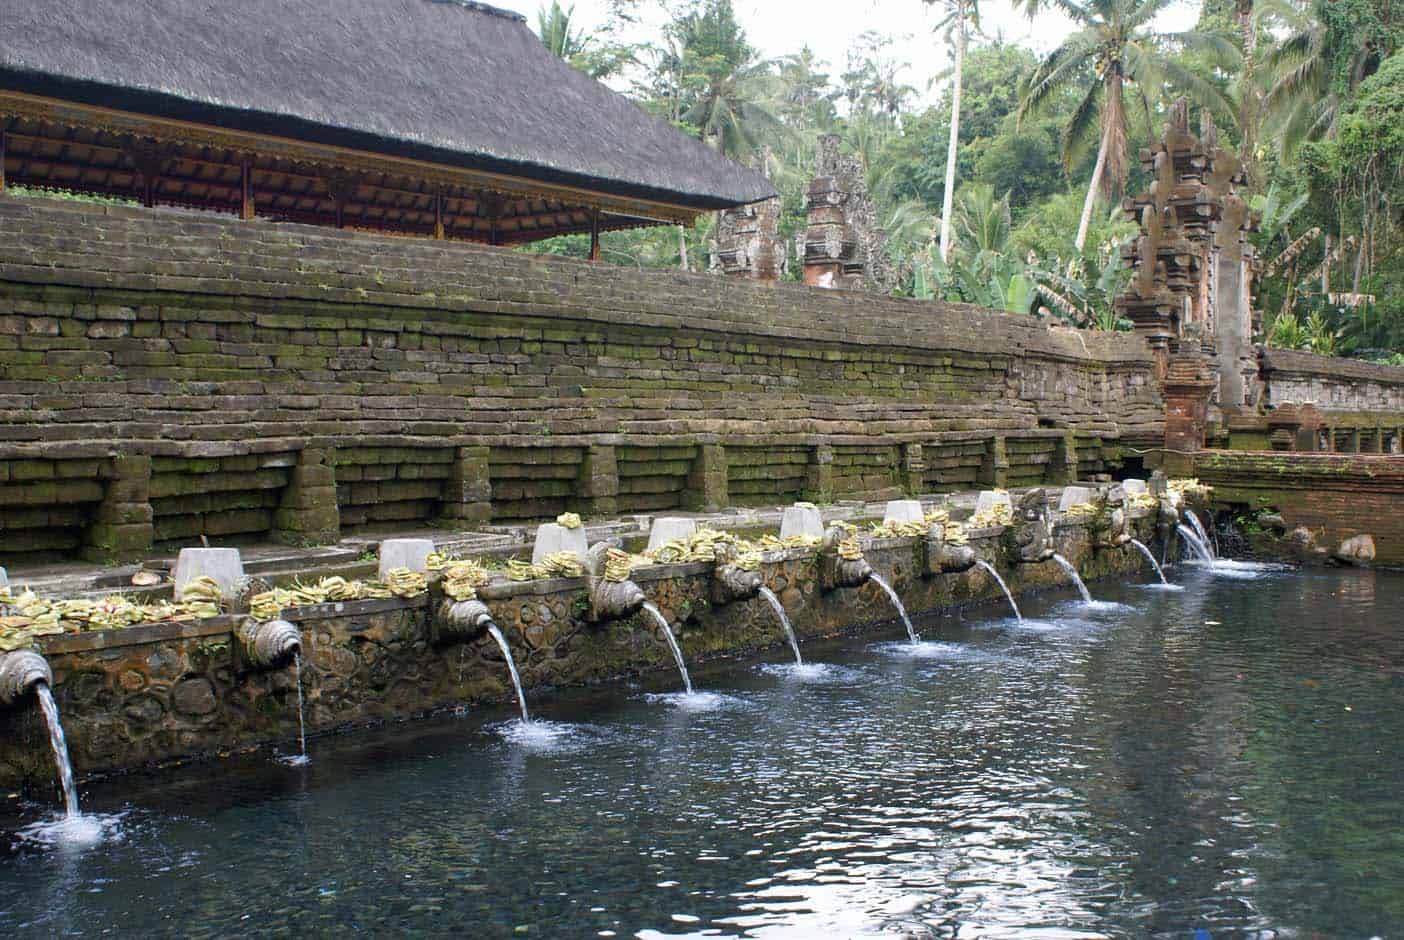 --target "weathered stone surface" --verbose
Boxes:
[1334,534,1376,565]
[0,516,1171,791]
[172,548,245,597]
[378,538,435,578]
[531,523,588,564]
